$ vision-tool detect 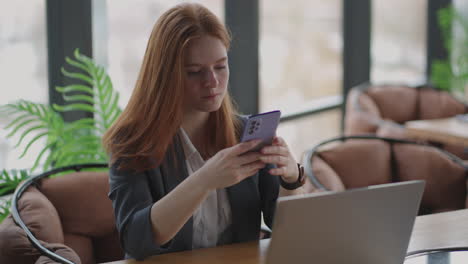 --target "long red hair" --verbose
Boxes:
[103,3,240,171]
